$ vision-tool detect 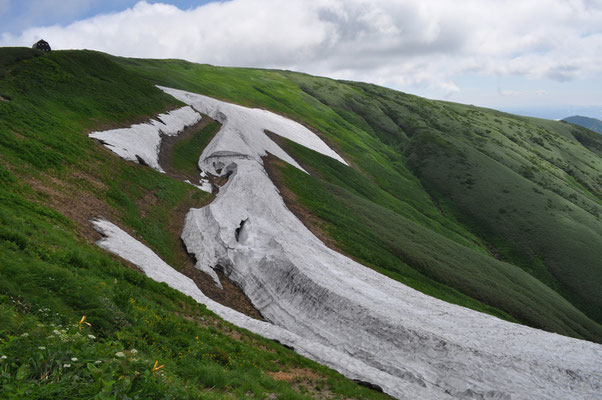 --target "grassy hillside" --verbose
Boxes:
[0,46,601,398]
[0,48,391,399]
[112,56,602,342]
[563,115,602,135]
